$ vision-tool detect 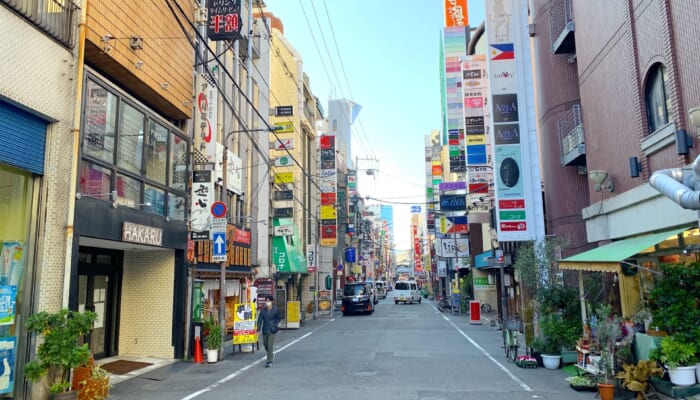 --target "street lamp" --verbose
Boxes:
[216,126,280,358]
